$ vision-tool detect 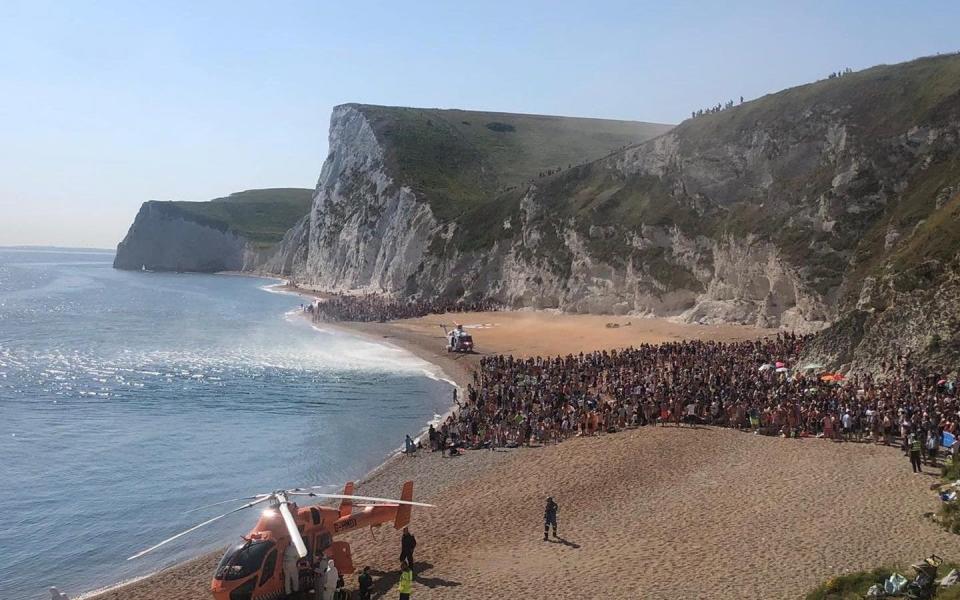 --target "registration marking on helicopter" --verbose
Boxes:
[333,517,357,532]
